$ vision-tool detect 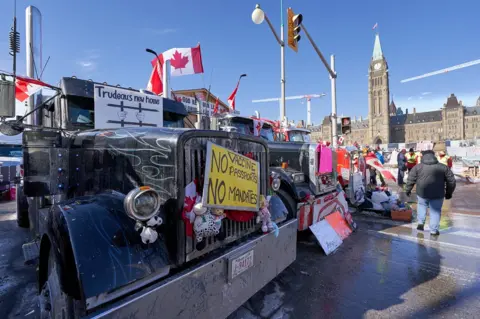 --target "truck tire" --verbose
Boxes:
[39,249,78,319]
[16,186,30,228]
[276,189,297,219]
